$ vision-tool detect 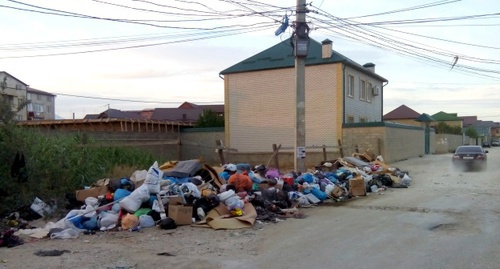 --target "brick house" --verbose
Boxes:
[431,111,463,129]
[0,71,29,121]
[219,38,388,152]
[383,104,423,127]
